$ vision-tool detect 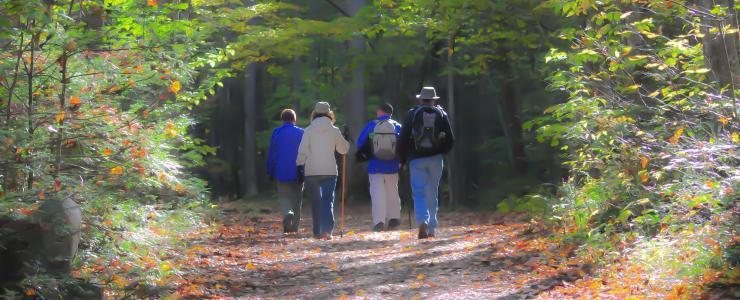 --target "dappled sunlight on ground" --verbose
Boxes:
[169,205,593,299]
